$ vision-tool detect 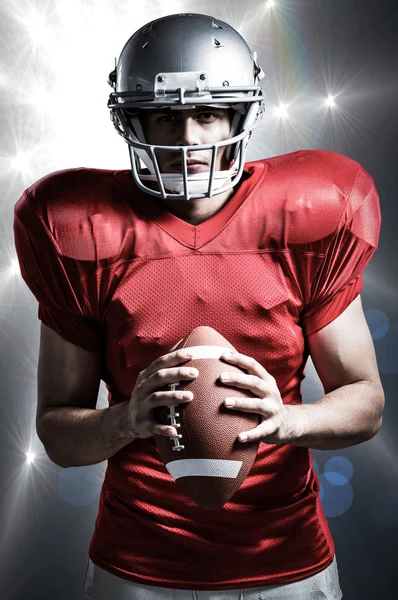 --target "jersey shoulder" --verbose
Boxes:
[264,148,366,198]
[15,168,131,262]
[21,167,124,213]
[254,149,375,246]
